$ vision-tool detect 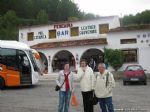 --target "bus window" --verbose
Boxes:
[19,51,29,66]
[23,56,30,66]
[1,48,18,71]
